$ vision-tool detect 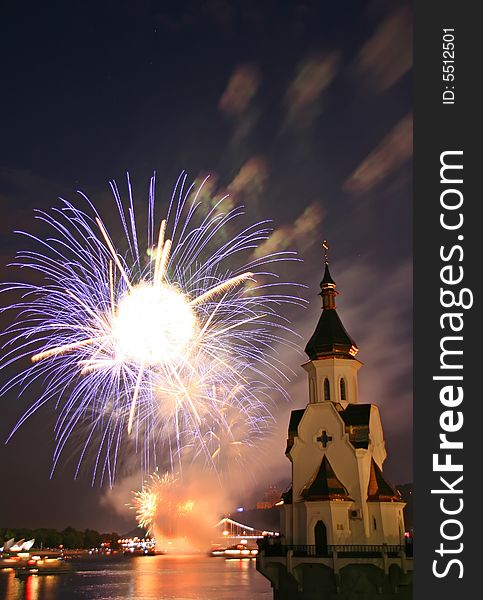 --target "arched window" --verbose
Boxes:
[324,378,330,401]
[373,517,377,531]
[340,378,346,401]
